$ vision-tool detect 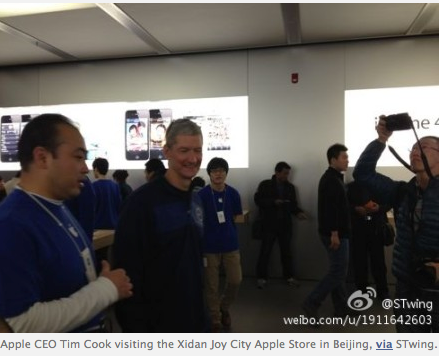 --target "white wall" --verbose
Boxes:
[2,36,439,280]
